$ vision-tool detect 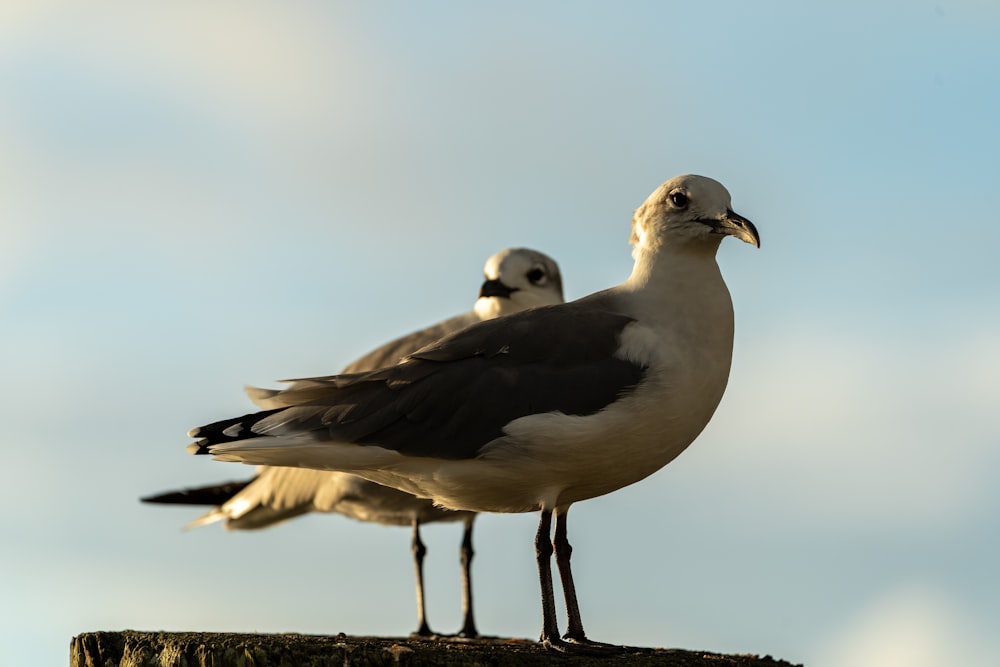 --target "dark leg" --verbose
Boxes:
[551,507,635,653]
[457,515,479,638]
[553,507,587,642]
[411,518,433,636]
[535,509,562,647]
